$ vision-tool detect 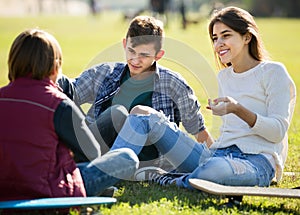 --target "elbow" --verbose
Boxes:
[270,130,286,143]
[254,115,289,143]
[268,121,289,143]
